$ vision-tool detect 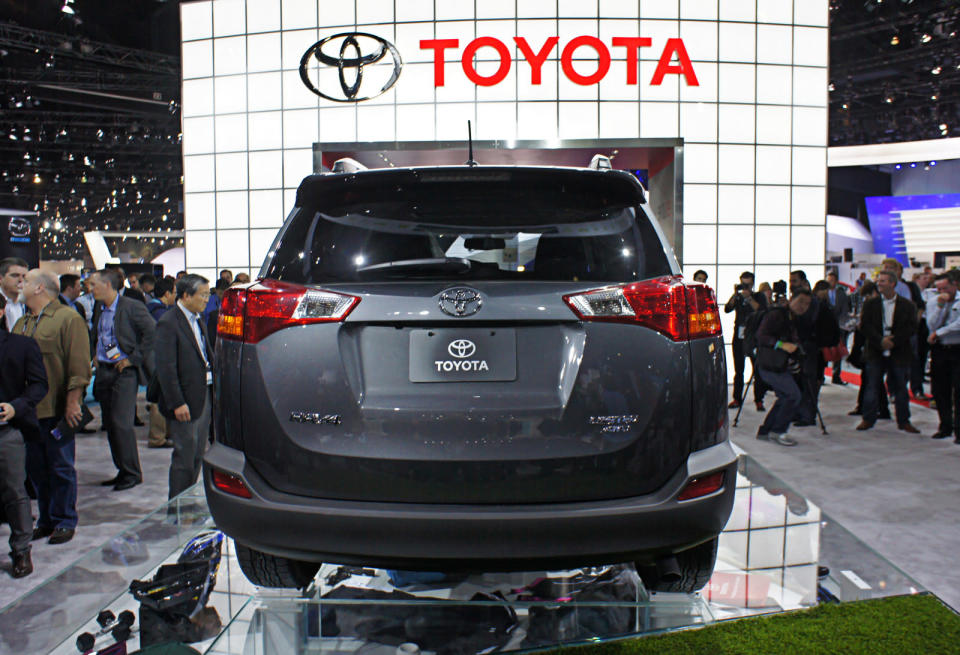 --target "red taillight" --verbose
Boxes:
[217,287,247,341]
[562,276,722,341]
[677,471,725,501]
[217,279,360,344]
[684,283,722,338]
[211,470,252,499]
